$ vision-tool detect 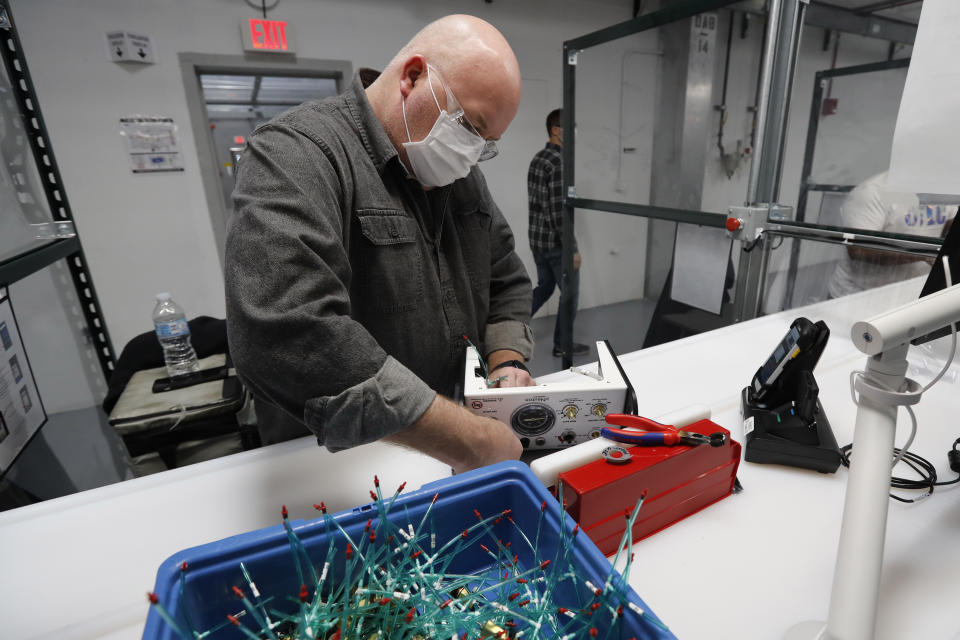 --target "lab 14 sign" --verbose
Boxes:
[241,19,295,53]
